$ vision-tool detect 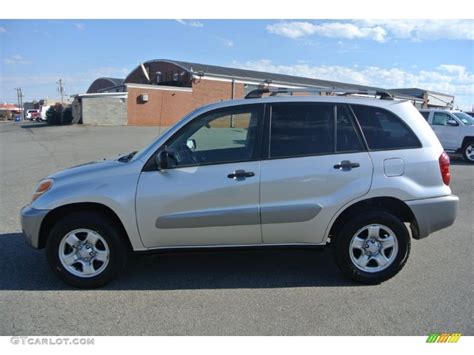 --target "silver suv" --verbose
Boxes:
[419,109,474,163]
[21,88,459,288]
